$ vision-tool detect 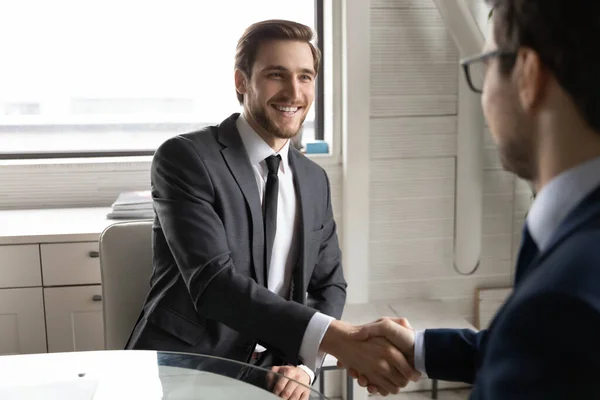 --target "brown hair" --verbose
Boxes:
[234,19,321,104]
[487,0,600,133]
